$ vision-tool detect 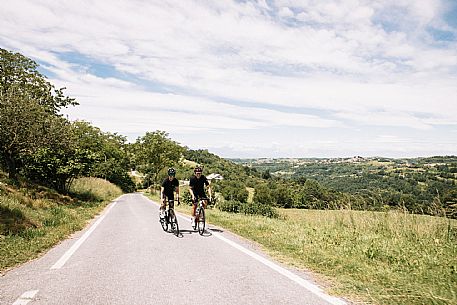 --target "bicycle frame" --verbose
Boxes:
[160,198,179,236]
[193,197,207,235]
